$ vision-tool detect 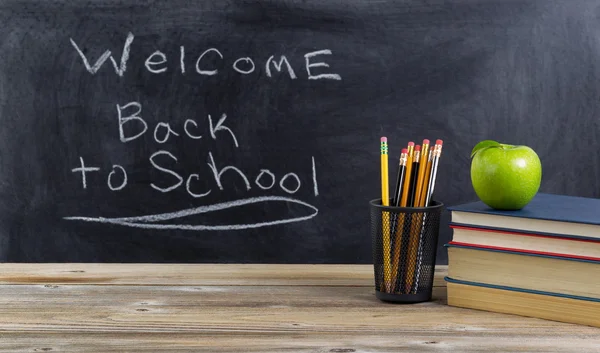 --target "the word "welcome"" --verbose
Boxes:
[70,32,341,80]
